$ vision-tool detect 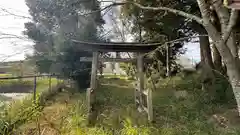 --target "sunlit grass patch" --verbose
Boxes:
[0,74,12,77]
[102,74,129,80]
